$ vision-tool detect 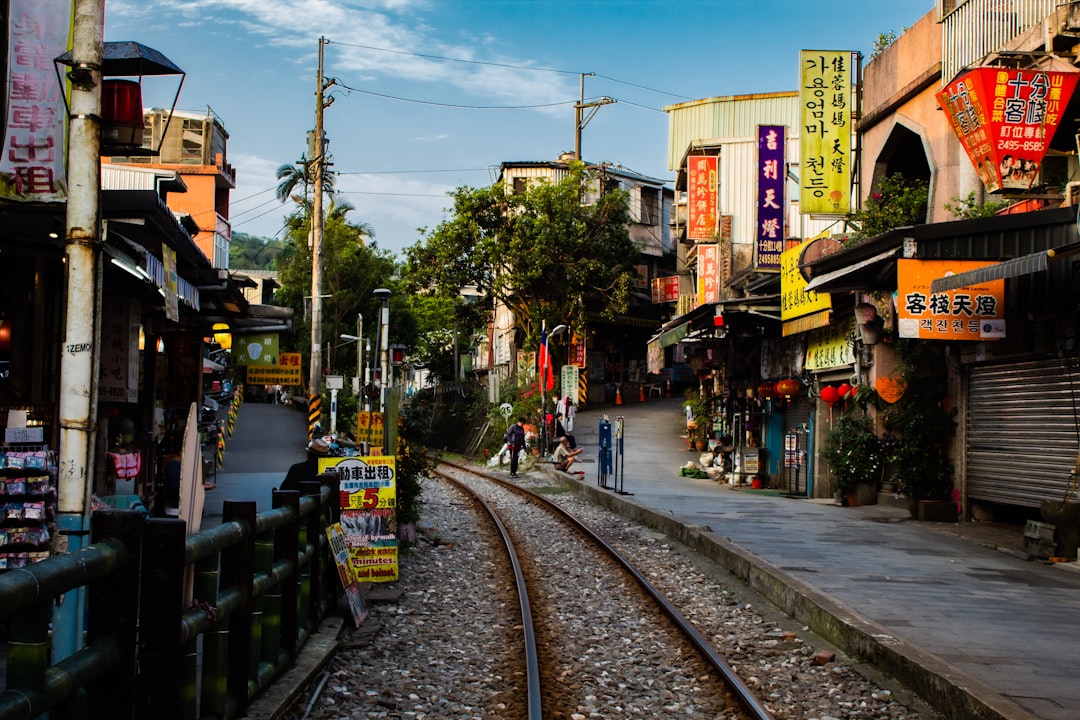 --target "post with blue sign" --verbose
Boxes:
[598,417,612,488]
